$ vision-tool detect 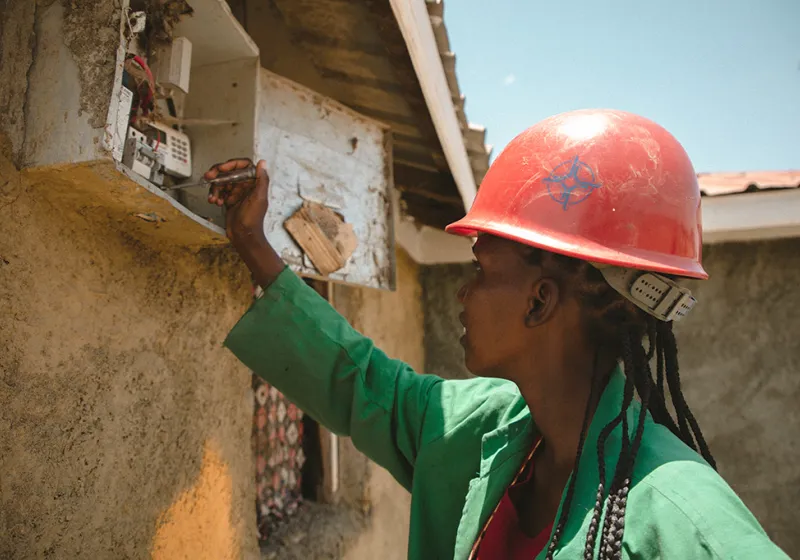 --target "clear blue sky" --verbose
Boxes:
[445,0,799,173]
